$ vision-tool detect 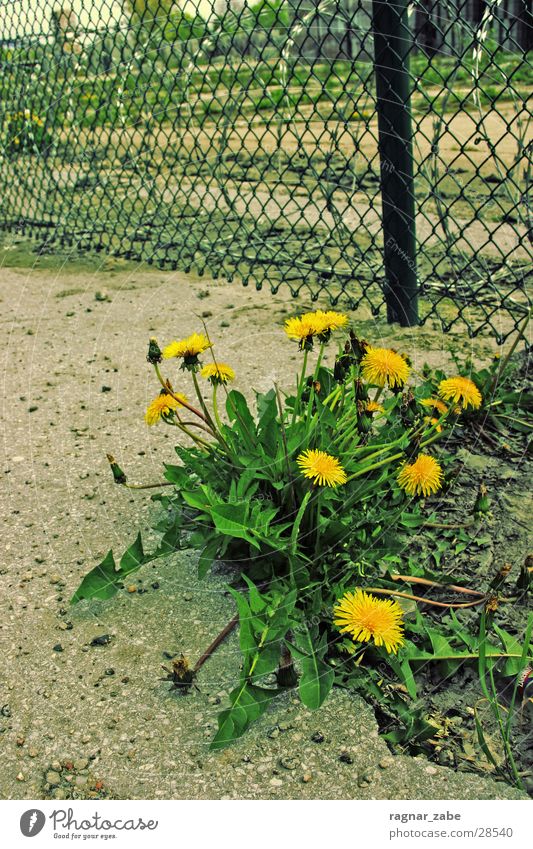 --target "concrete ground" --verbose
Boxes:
[0,242,526,799]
